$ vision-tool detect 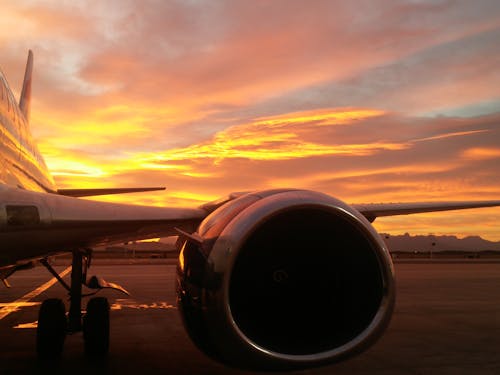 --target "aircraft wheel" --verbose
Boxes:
[83,297,110,356]
[37,298,67,359]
